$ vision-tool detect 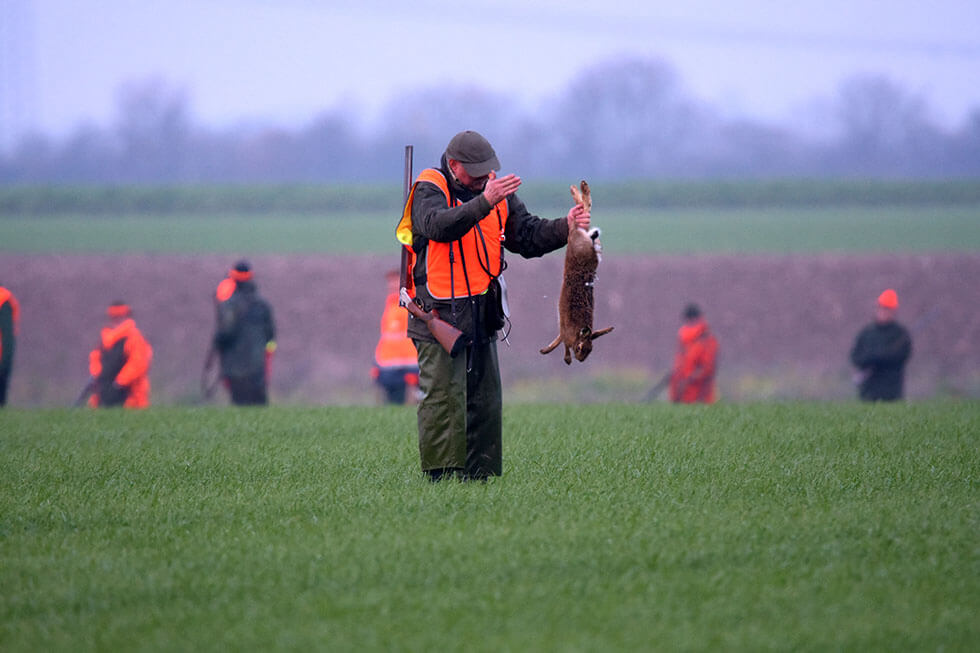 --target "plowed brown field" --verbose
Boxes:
[2,253,978,406]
